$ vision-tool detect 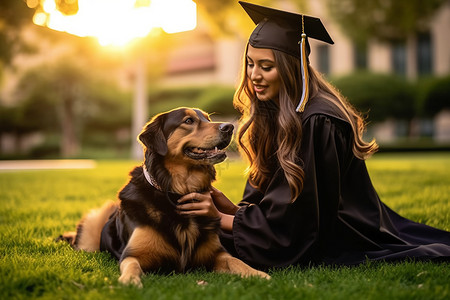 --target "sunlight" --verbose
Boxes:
[32,0,197,46]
